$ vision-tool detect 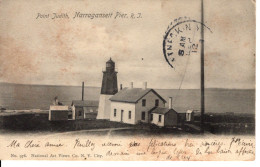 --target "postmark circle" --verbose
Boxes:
[163,19,212,69]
